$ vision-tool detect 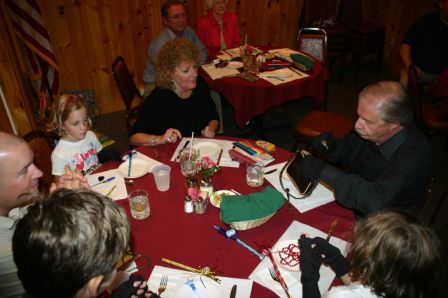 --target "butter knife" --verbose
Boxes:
[230,284,237,298]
